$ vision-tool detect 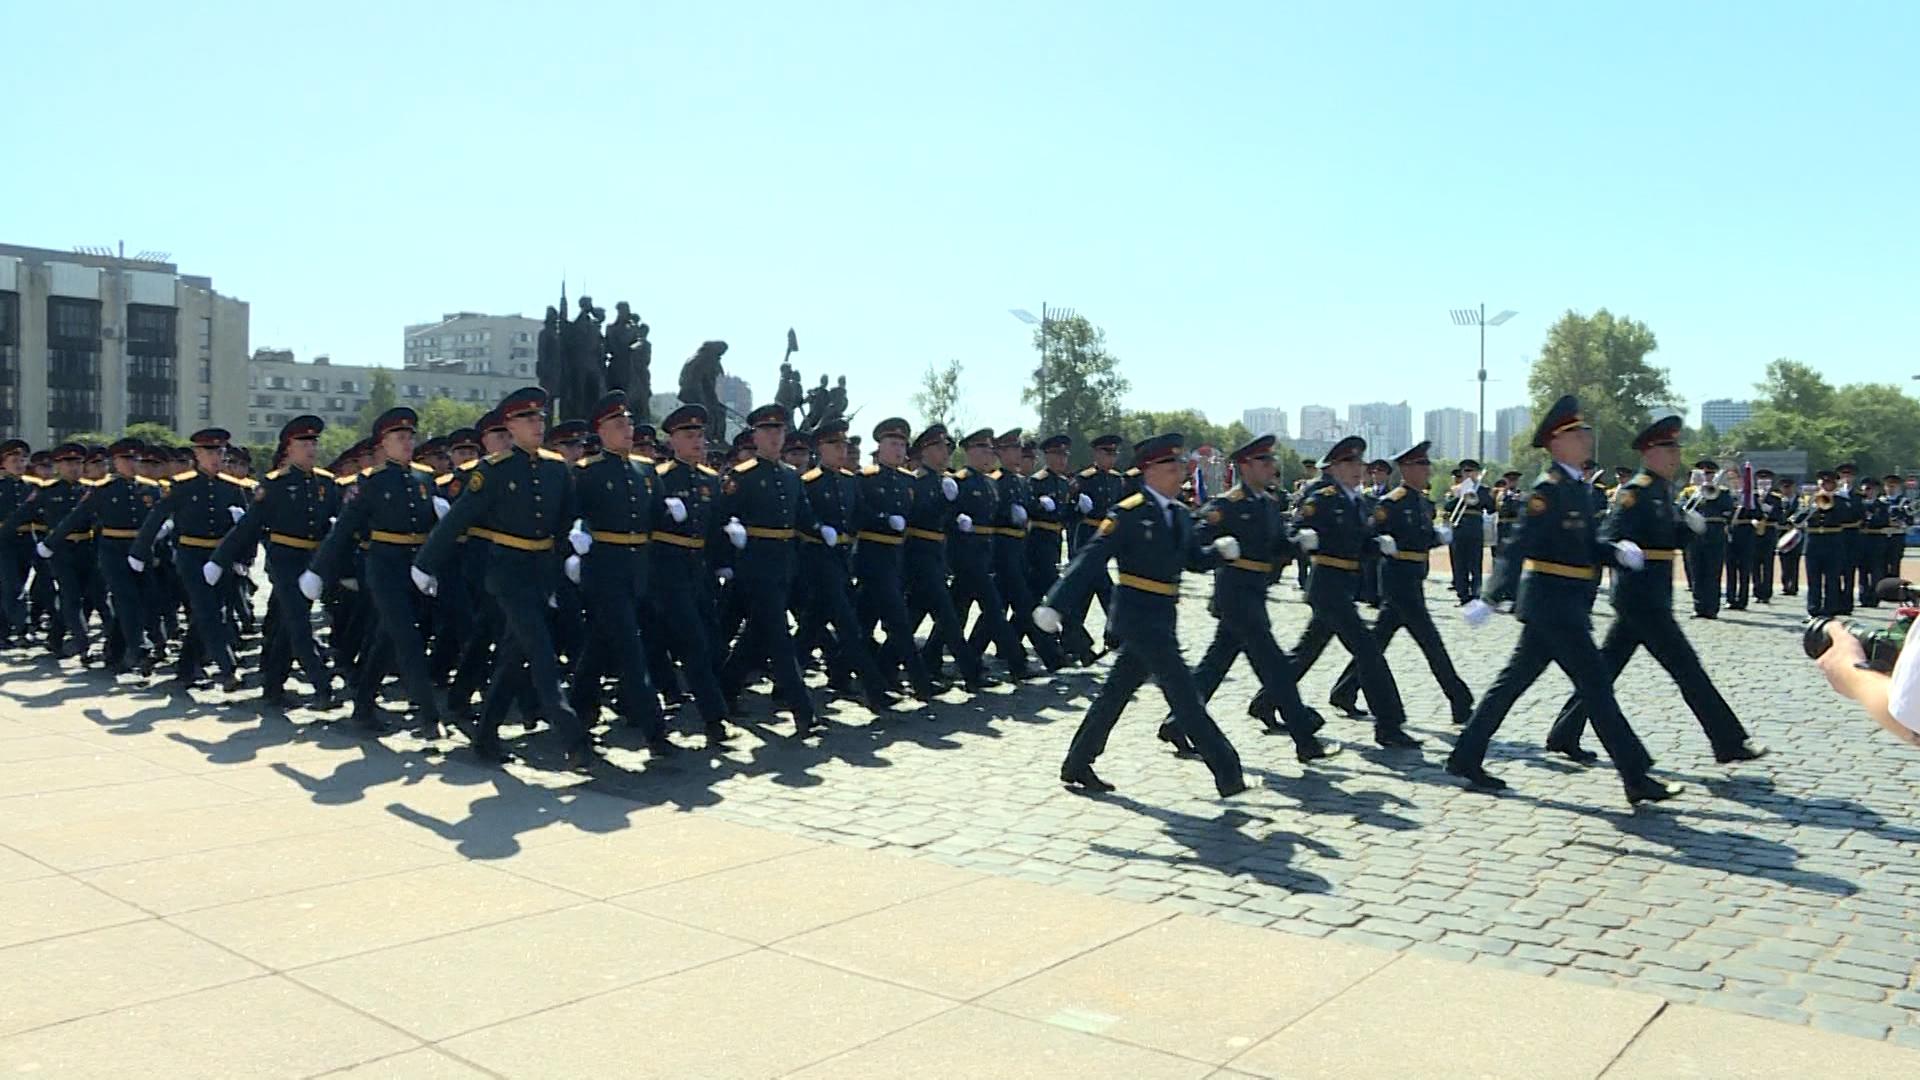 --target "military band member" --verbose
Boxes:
[1686,460,1732,618]
[1834,463,1862,611]
[1800,471,1848,617]
[1776,474,1803,597]
[1444,459,1495,603]
[1855,476,1888,608]
[1753,469,1784,603]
